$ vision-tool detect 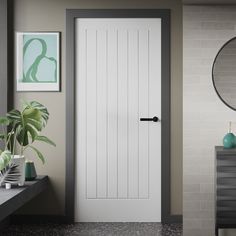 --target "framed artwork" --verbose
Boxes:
[16,32,60,91]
